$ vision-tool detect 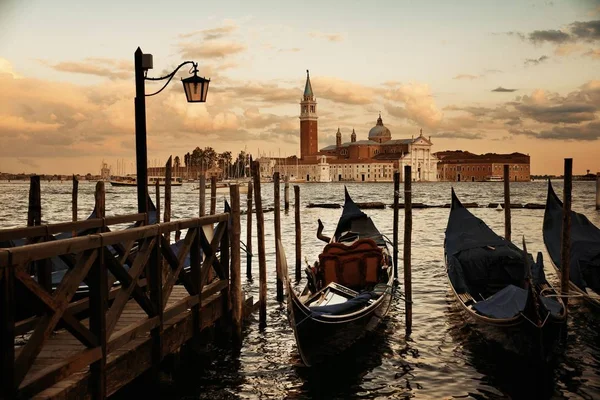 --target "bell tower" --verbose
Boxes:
[336,127,342,148]
[300,70,318,159]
